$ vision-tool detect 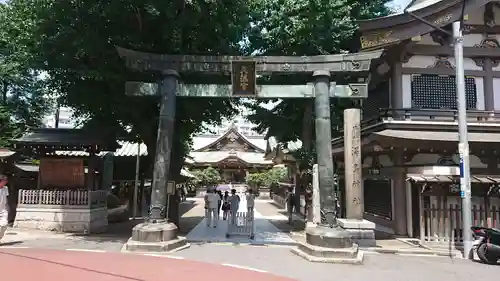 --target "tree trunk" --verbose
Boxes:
[1,81,7,105]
